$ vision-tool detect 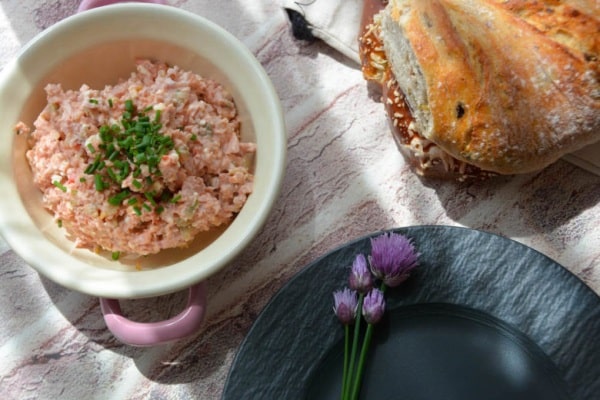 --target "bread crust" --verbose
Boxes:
[383,0,600,174]
[360,1,495,179]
